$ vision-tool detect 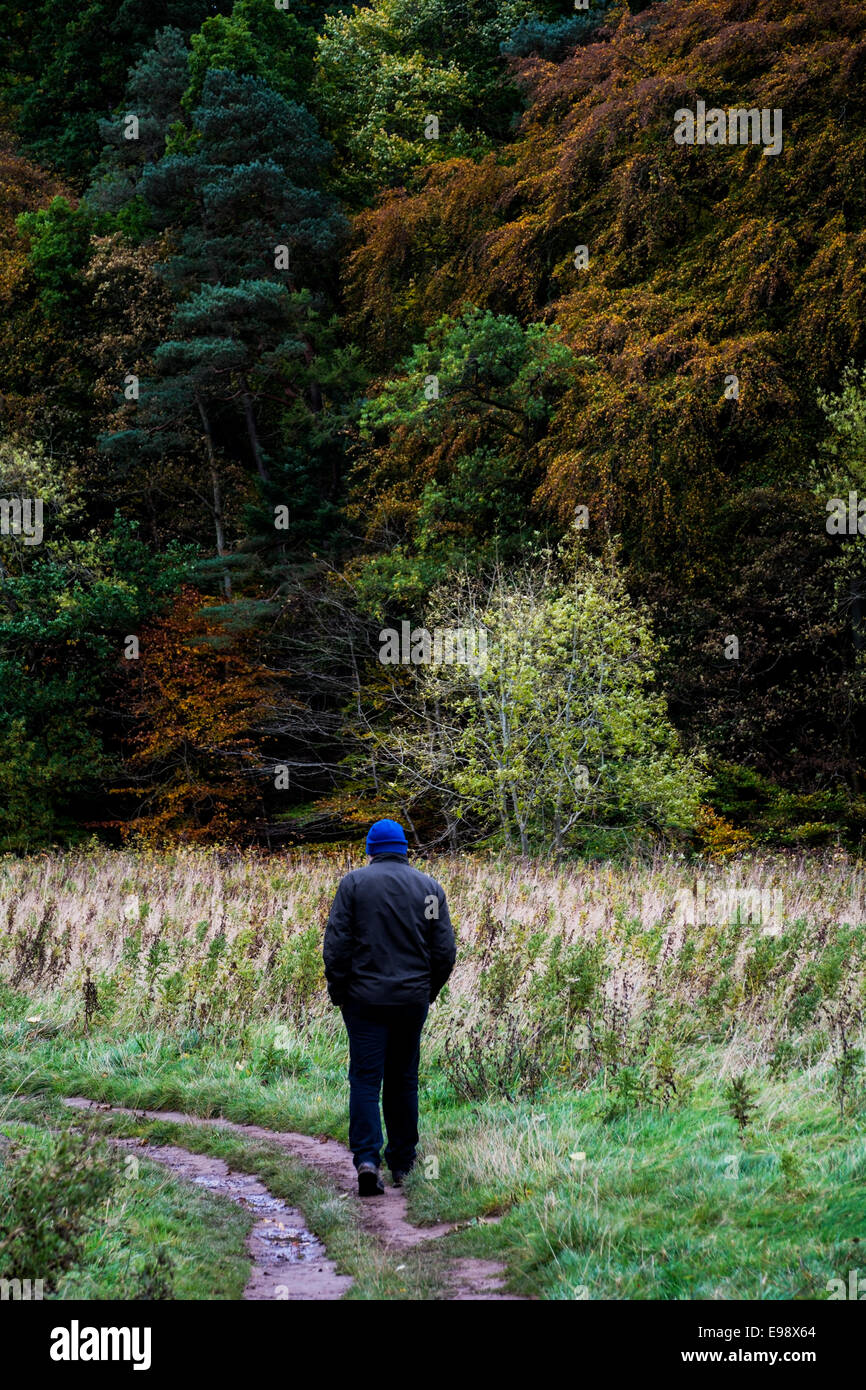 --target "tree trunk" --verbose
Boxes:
[850,572,864,654]
[196,395,231,598]
[210,465,230,599]
[240,377,270,482]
